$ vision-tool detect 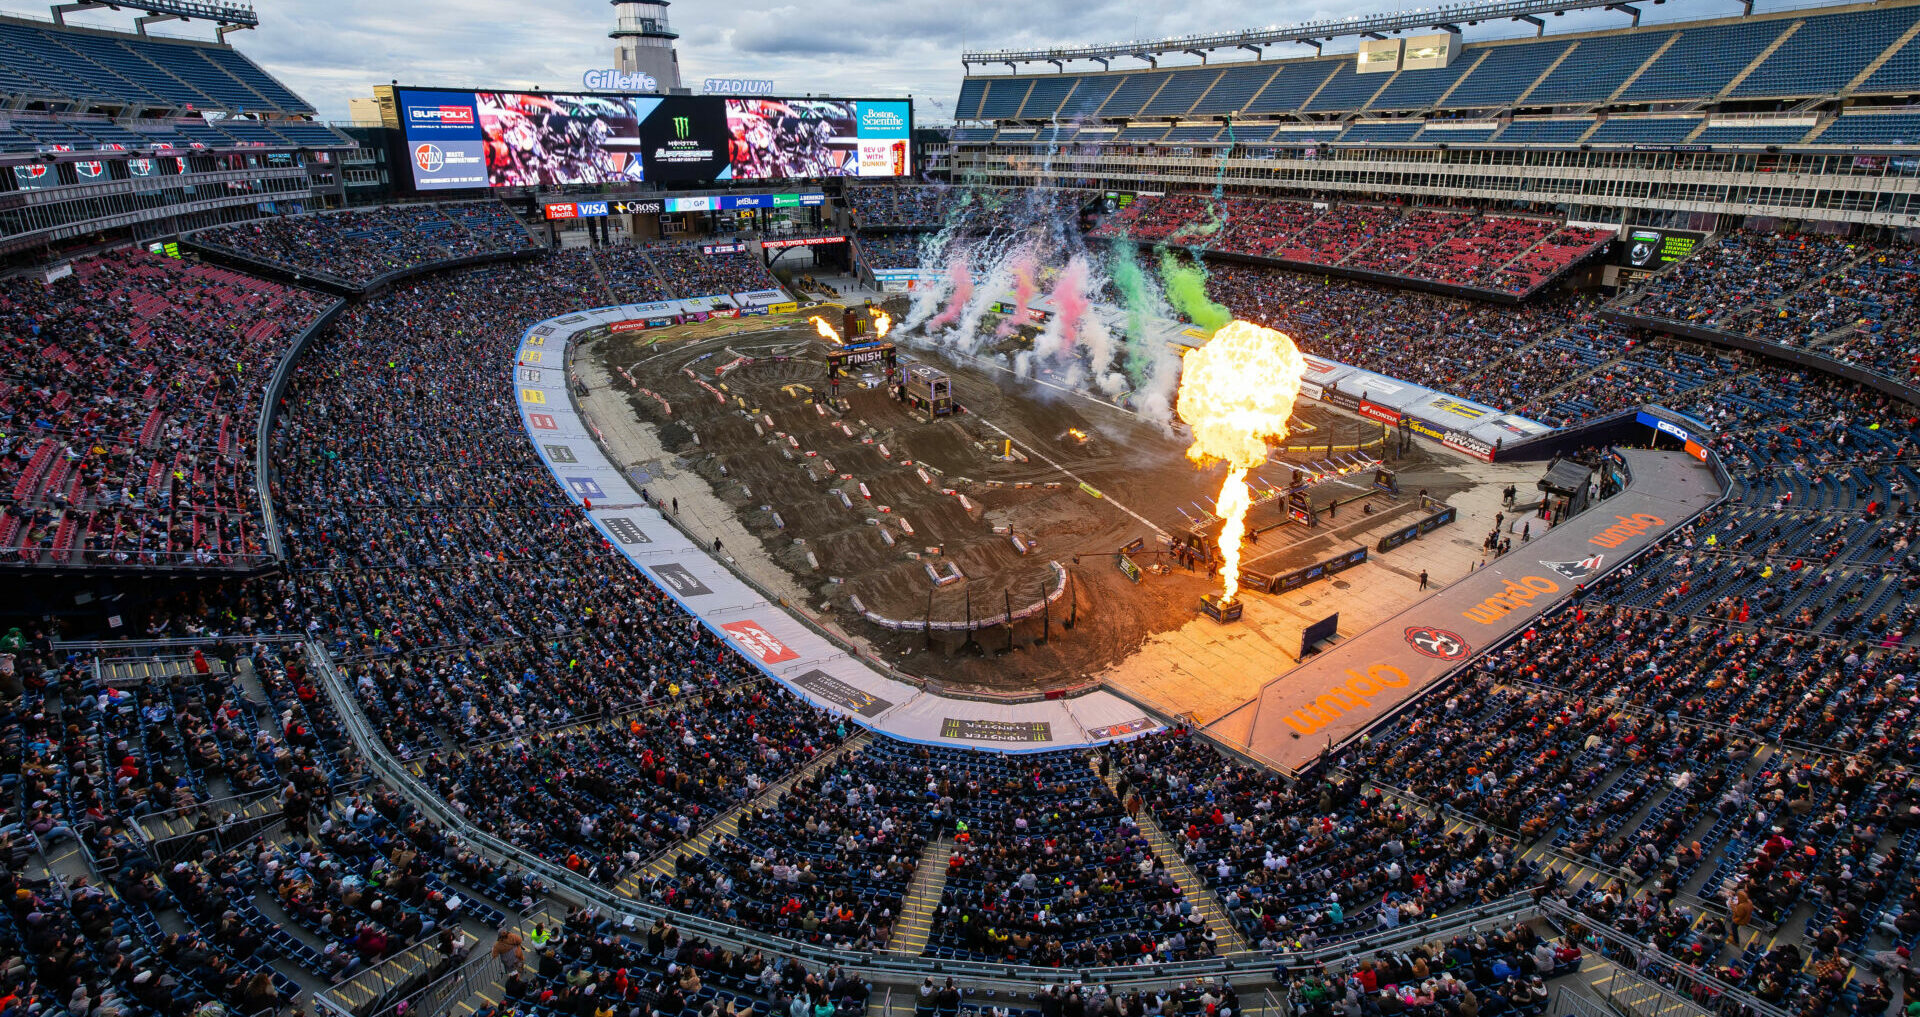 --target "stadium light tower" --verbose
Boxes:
[611,0,681,92]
